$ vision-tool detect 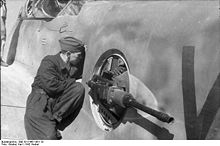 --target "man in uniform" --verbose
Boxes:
[24,36,86,140]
